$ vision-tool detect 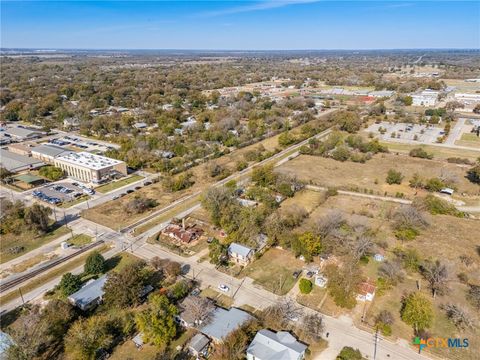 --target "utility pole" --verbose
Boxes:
[19,288,25,306]
[373,328,379,360]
